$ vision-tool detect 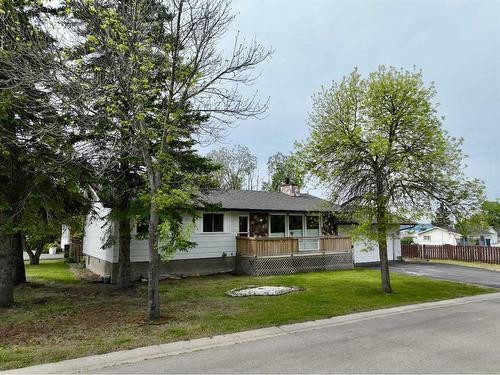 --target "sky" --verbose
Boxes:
[202,0,500,199]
